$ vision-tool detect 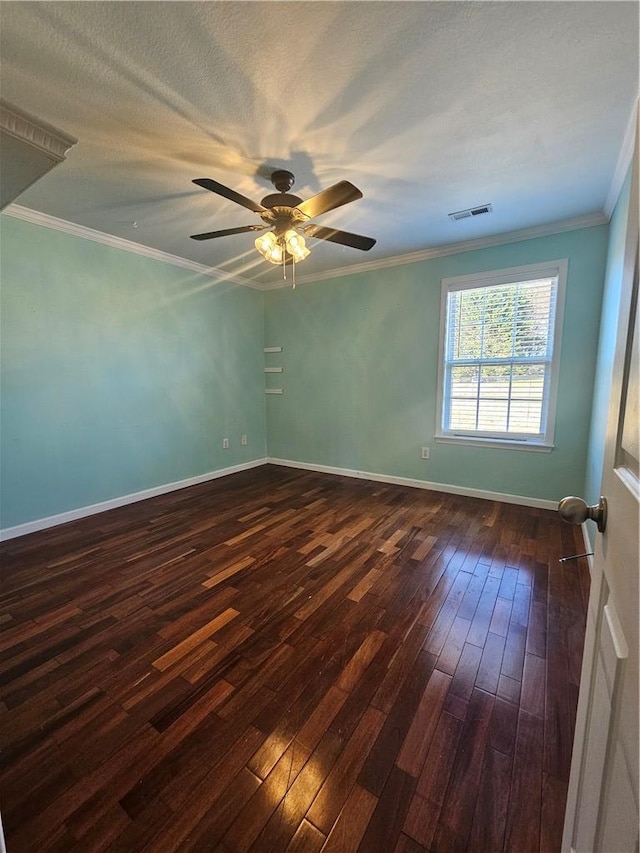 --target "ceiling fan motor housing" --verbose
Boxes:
[260,171,306,225]
[271,169,295,192]
[259,195,304,212]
